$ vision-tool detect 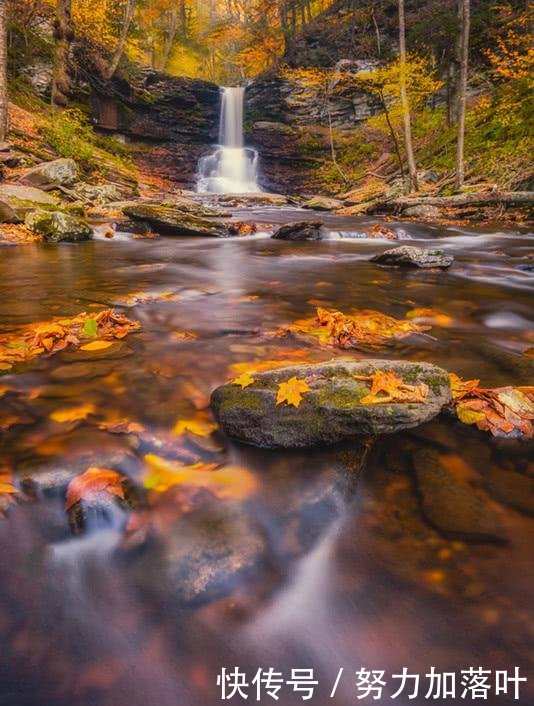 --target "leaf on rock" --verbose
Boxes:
[82,318,98,338]
[65,467,126,511]
[233,372,255,389]
[276,377,311,408]
[79,340,114,352]
[355,370,429,405]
